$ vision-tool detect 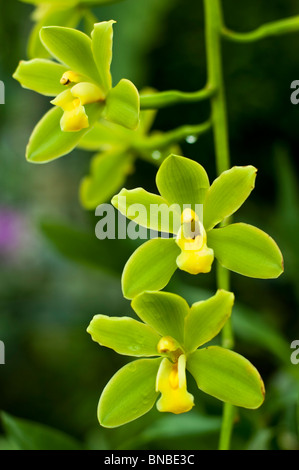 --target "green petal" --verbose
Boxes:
[187,346,265,409]
[203,166,257,231]
[27,7,82,59]
[40,26,100,84]
[184,290,234,353]
[98,358,161,428]
[78,120,133,151]
[91,21,114,93]
[105,79,140,130]
[87,314,161,357]
[139,107,157,134]
[208,223,284,279]
[26,104,102,163]
[122,238,180,300]
[80,151,134,209]
[156,154,210,211]
[13,59,68,96]
[112,188,181,234]
[132,291,190,345]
